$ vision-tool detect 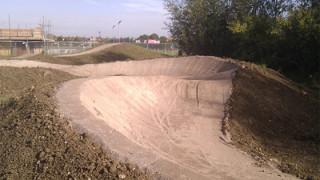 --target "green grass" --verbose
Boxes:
[0,96,11,100]
[27,44,169,65]
[103,44,169,60]
[158,50,179,56]
[0,95,13,104]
